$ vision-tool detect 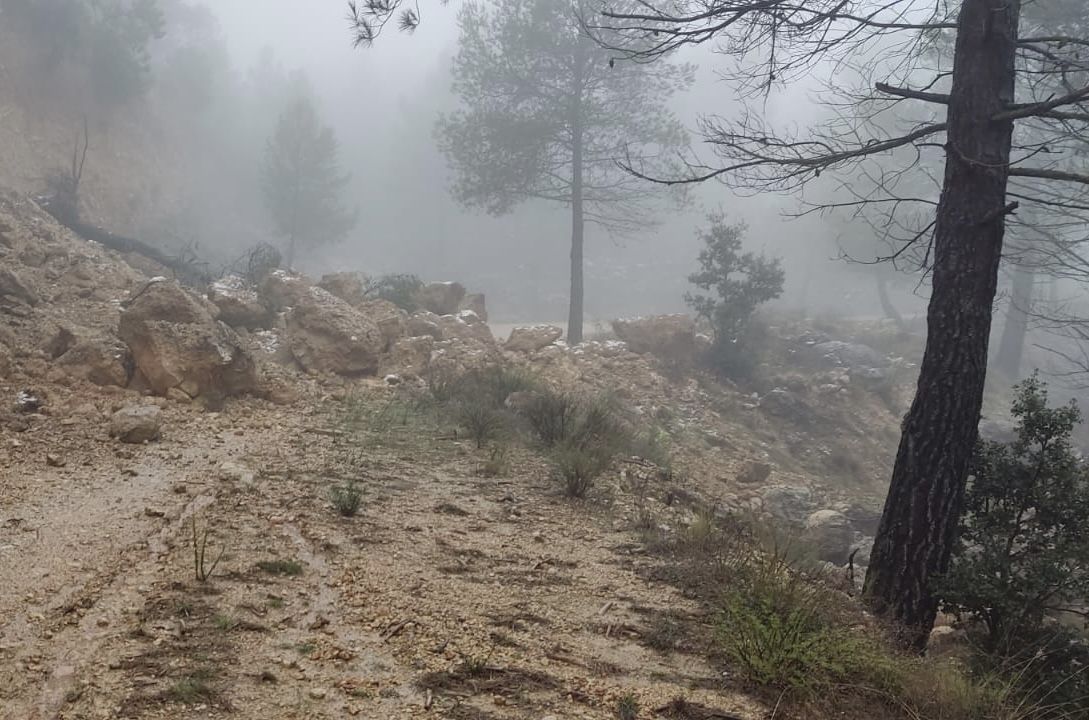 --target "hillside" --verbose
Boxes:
[0,189,945,720]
